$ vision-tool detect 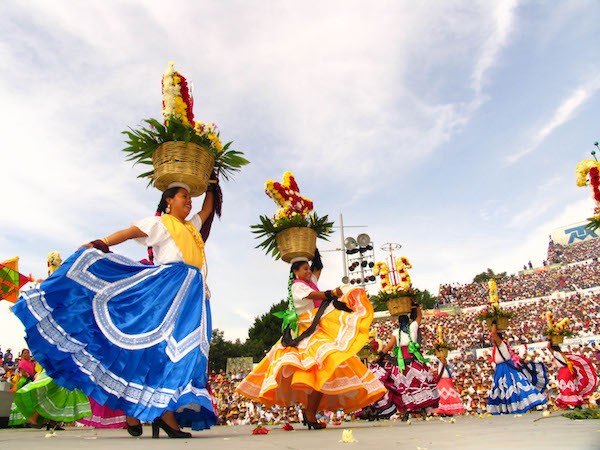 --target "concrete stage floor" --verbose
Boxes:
[0,412,598,450]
